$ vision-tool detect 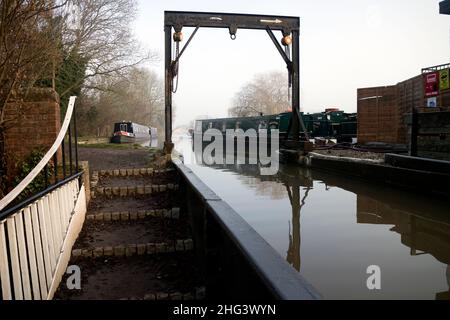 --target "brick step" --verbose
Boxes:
[72,239,194,259]
[91,183,179,198]
[121,287,206,300]
[86,208,181,222]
